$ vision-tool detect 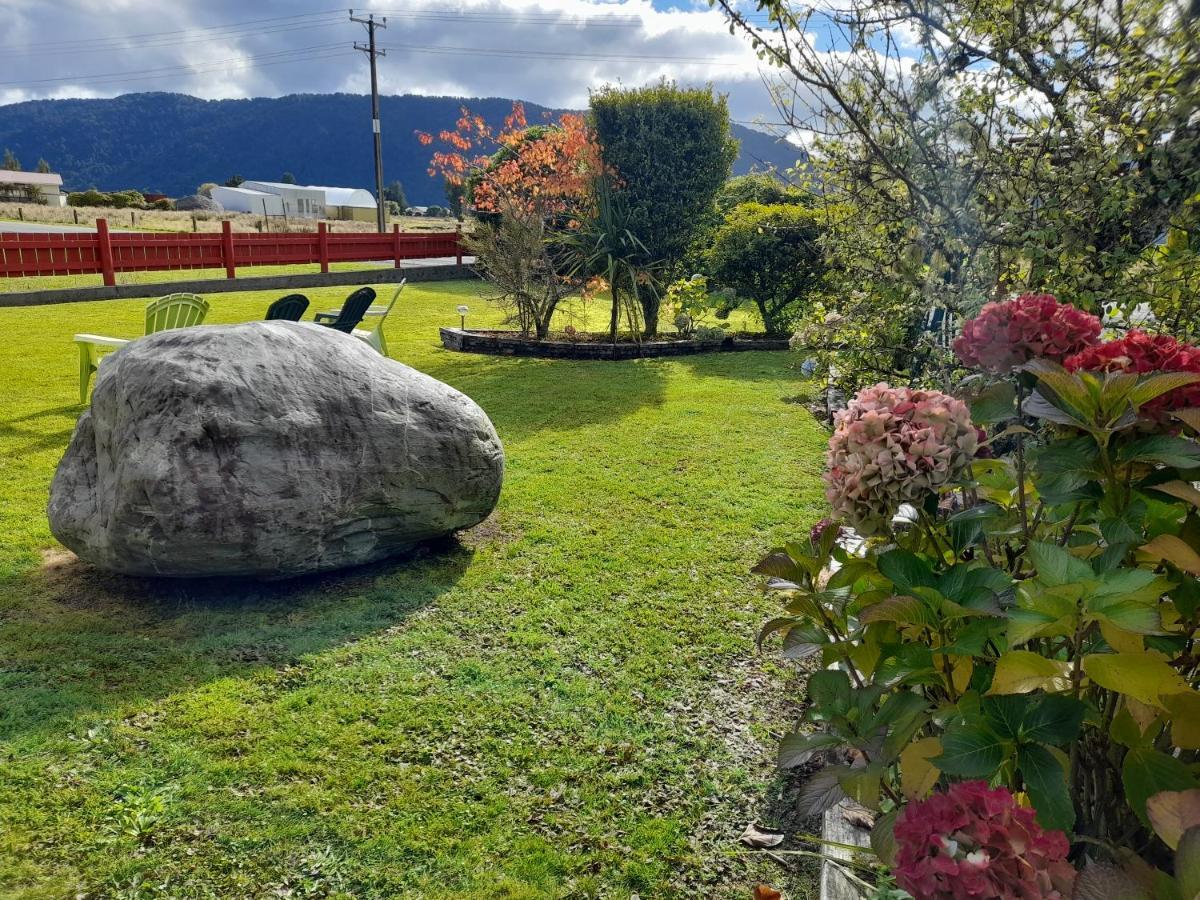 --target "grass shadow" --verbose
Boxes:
[0,403,80,455]
[0,535,476,744]
[416,348,671,442]
[676,348,805,383]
